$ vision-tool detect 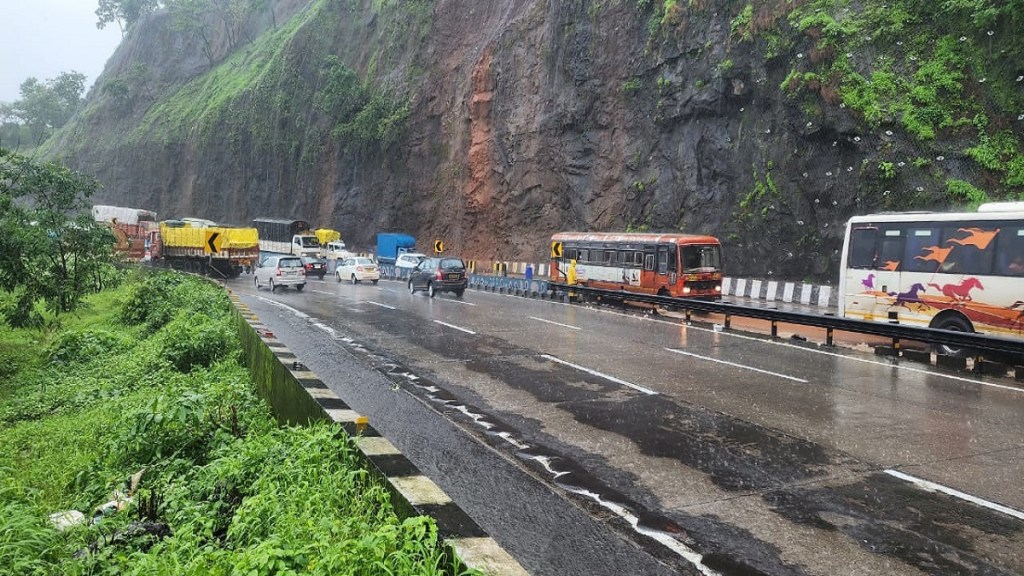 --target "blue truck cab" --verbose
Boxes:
[376,233,417,264]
